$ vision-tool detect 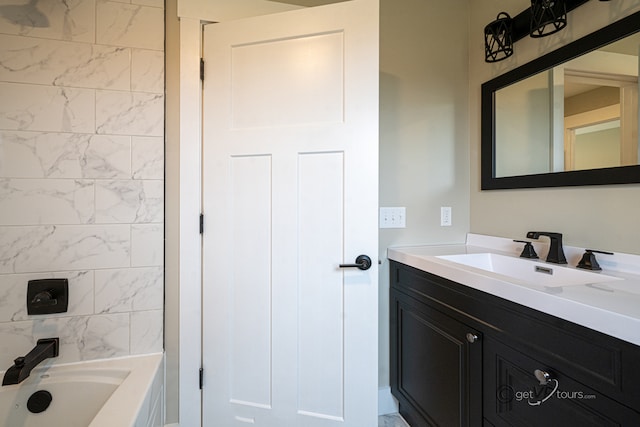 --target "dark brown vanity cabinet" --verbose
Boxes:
[390,261,640,427]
